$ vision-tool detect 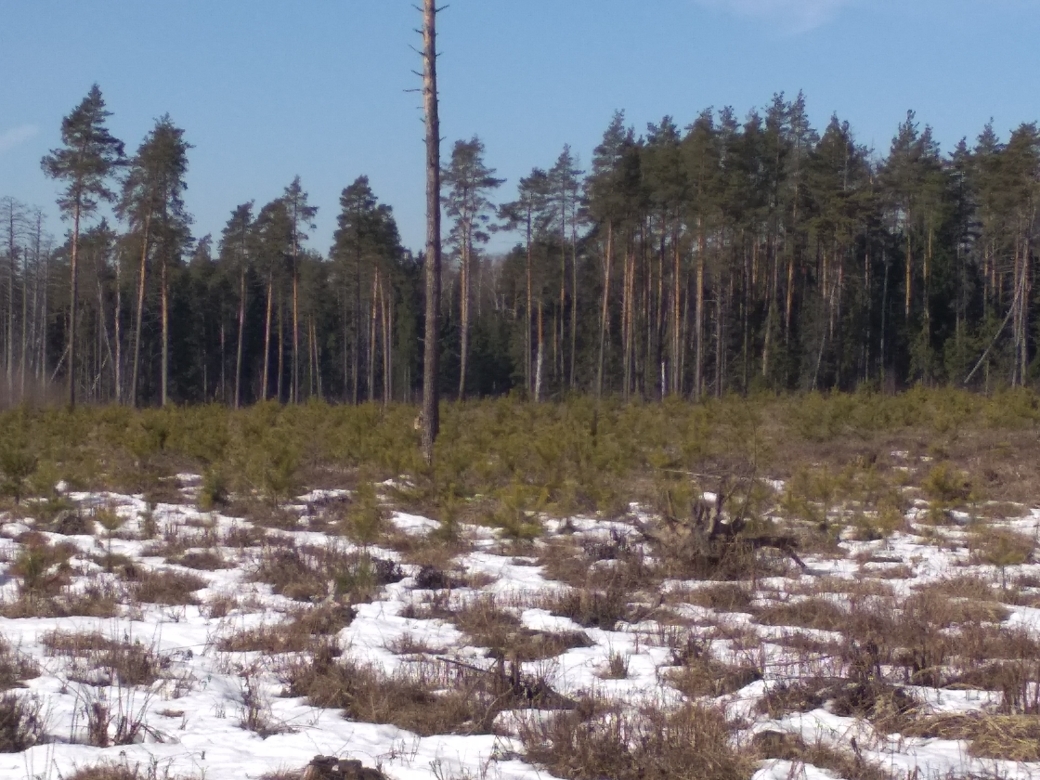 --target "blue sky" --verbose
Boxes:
[1,0,1038,255]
